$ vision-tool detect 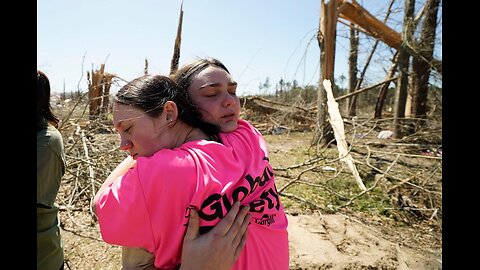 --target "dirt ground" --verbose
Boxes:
[287,213,441,270]
[59,211,441,270]
[58,129,442,270]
